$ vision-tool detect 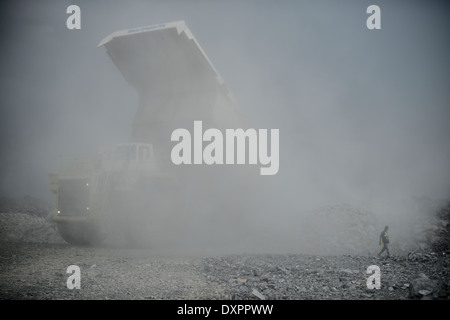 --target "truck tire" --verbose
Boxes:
[57,221,104,246]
